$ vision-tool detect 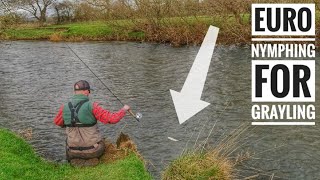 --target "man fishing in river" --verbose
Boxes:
[53,80,130,166]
